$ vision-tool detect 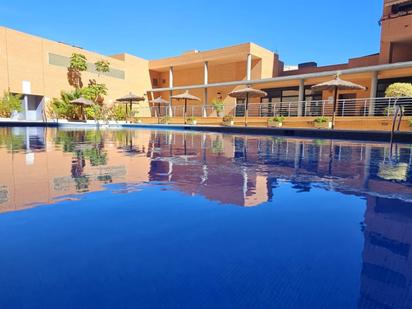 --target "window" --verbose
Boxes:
[377,76,412,97]
[152,78,158,87]
[235,99,246,117]
[392,1,412,14]
[261,86,322,116]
